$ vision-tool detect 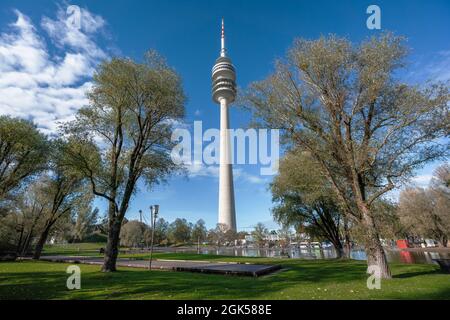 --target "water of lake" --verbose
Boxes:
[168,247,450,265]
